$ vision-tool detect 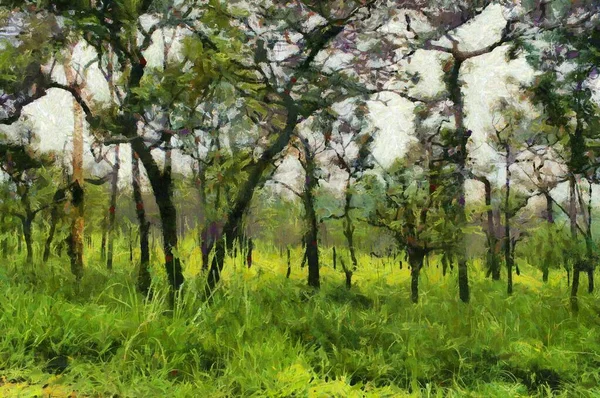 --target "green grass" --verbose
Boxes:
[1,240,600,397]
